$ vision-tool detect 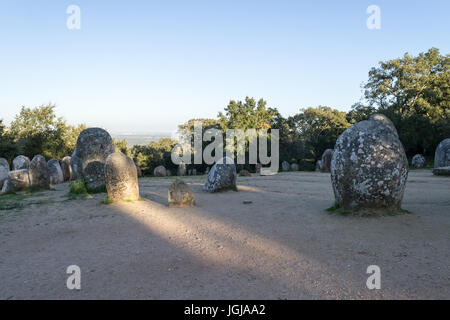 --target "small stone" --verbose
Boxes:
[168,179,195,207]
[154,165,167,177]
